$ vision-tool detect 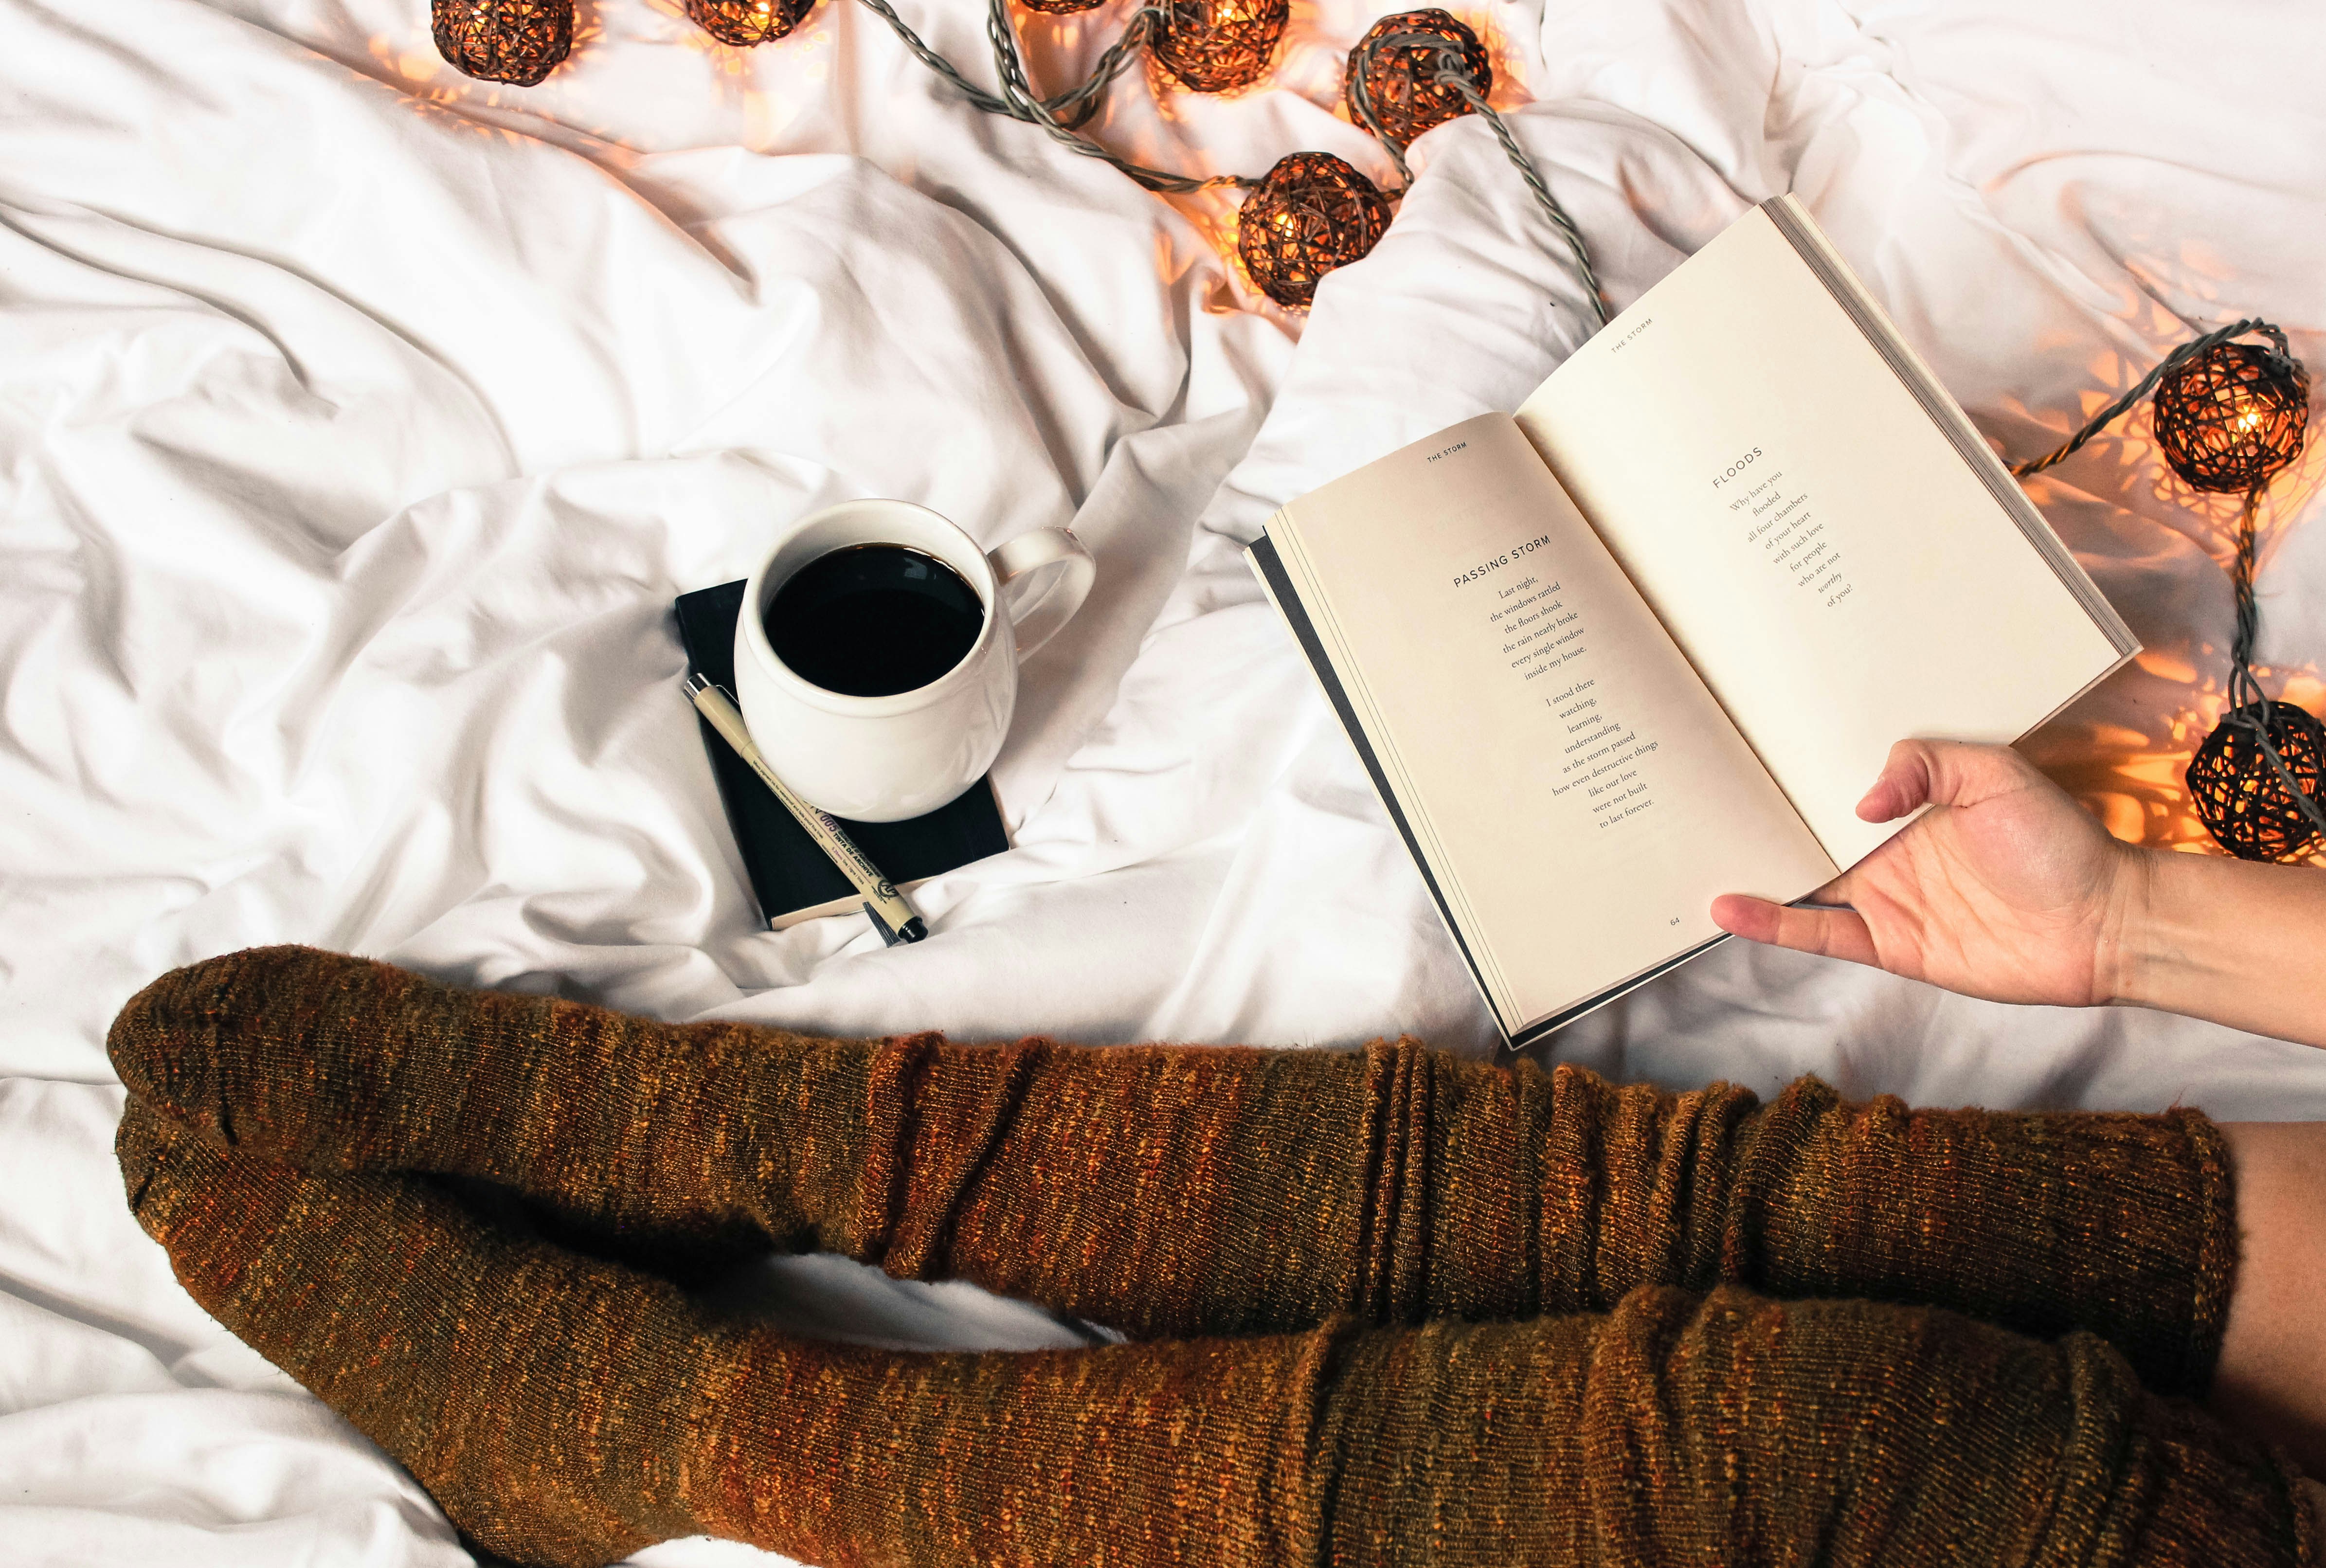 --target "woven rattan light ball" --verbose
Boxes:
[1019,0,1109,14]
[2187,700,2326,862]
[1151,0,1288,92]
[689,0,818,43]
[1237,152,1390,310]
[433,0,572,84]
[1345,10,1489,146]
[2152,341,2310,494]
